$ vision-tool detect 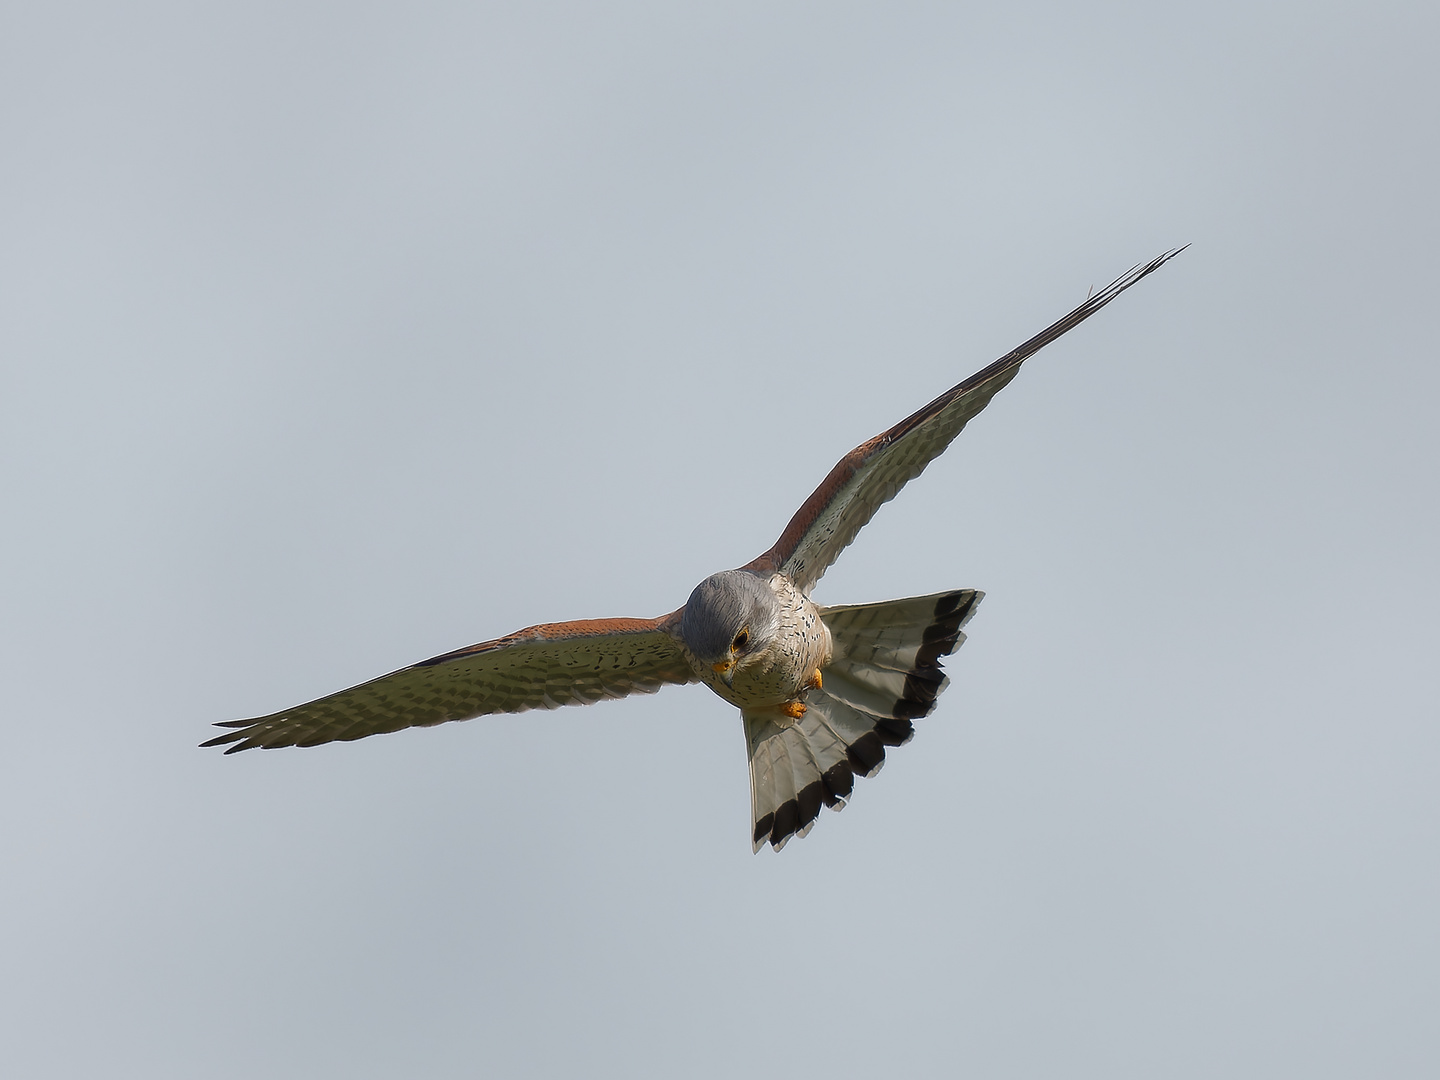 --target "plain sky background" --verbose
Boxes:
[2,2,1437,1077]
